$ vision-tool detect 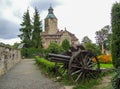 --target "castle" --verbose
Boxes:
[41,6,79,48]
